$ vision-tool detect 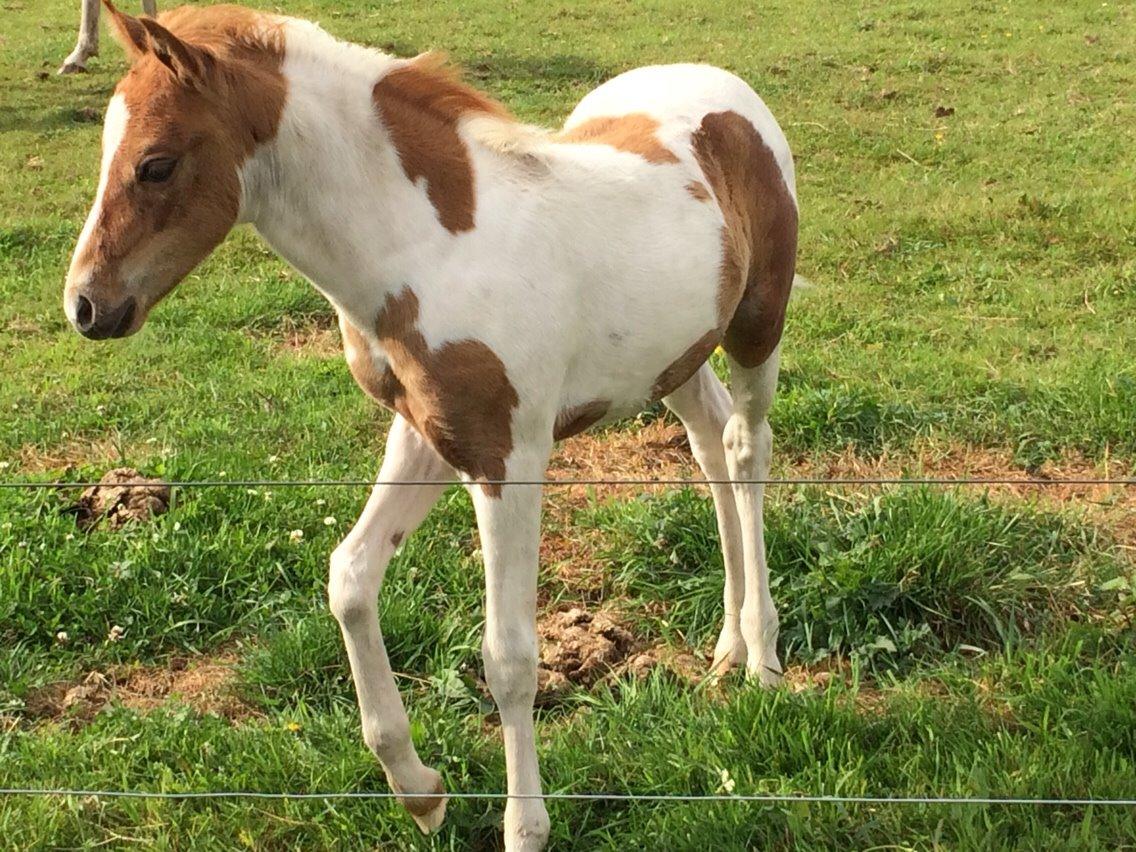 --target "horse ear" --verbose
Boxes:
[137,16,215,90]
[102,0,149,60]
